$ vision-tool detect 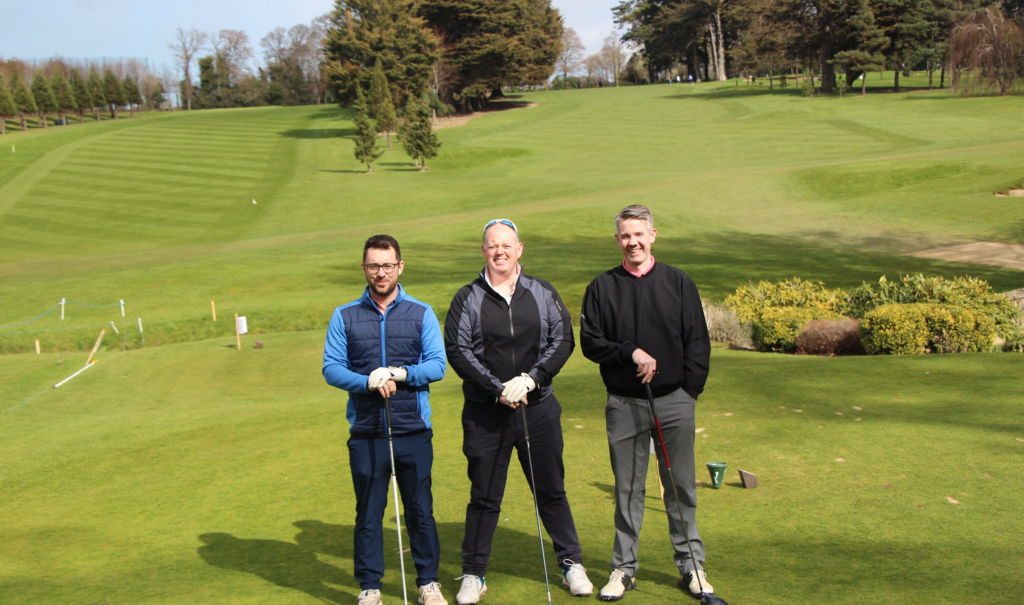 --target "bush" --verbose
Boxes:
[800,79,816,97]
[860,303,995,355]
[860,304,929,354]
[796,319,865,356]
[702,299,752,349]
[847,274,1022,337]
[752,306,842,352]
[725,278,848,323]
